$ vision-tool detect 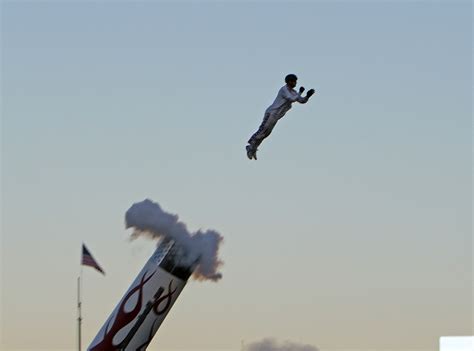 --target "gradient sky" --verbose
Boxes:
[1,1,472,350]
